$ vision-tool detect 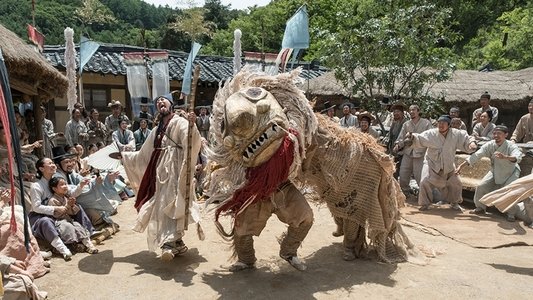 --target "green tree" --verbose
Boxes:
[459,4,533,70]
[77,0,117,35]
[316,0,459,117]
